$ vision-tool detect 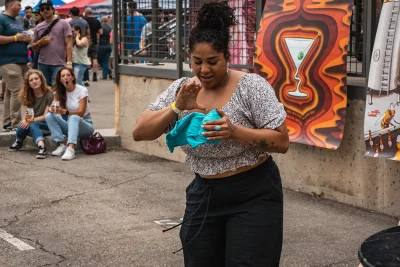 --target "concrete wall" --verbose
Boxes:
[119,74,400,218]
